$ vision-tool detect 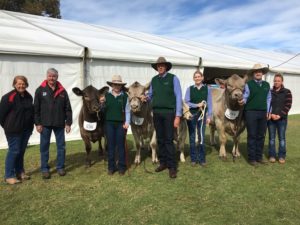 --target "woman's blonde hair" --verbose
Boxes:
[12,75,29,88]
